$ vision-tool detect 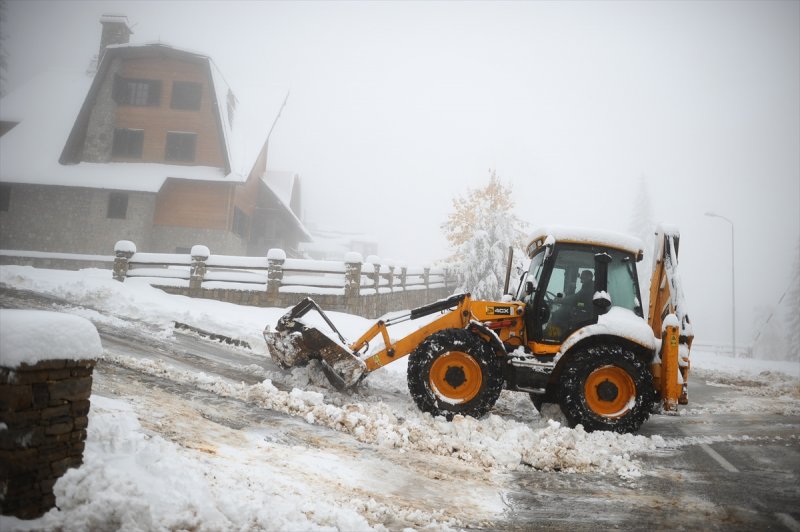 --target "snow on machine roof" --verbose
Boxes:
[526,226,644,258]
